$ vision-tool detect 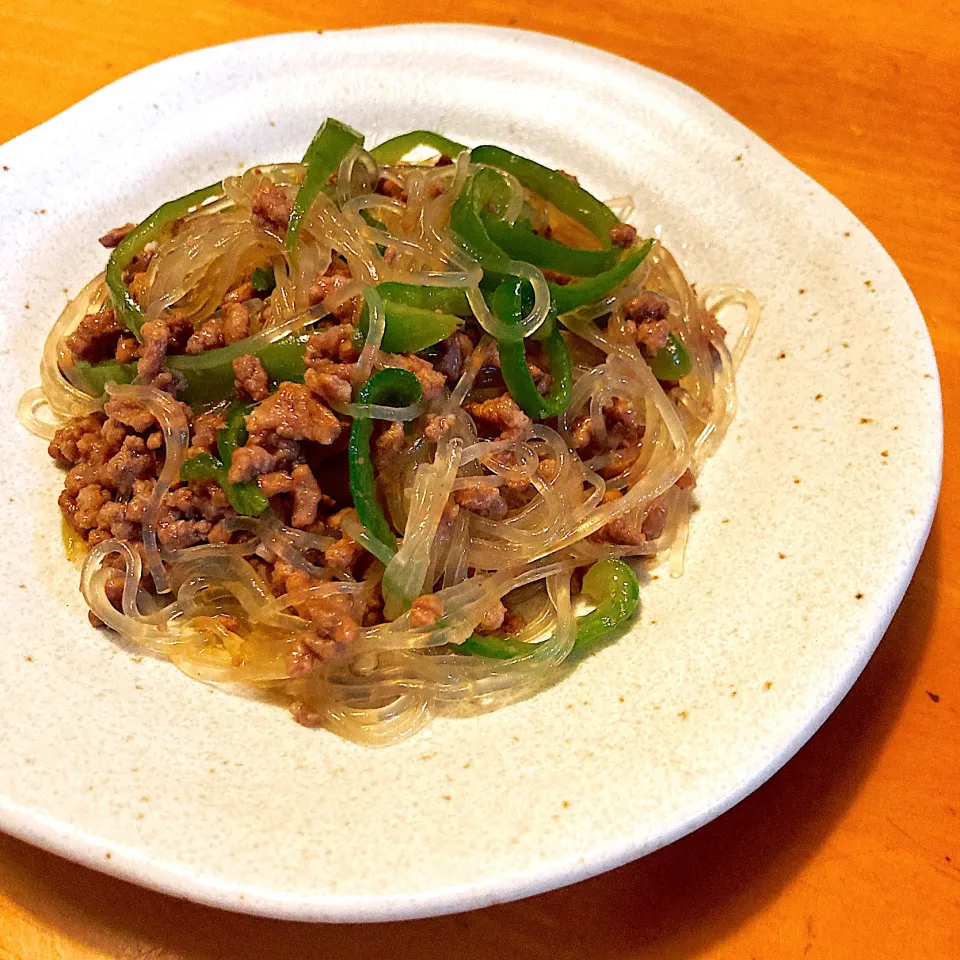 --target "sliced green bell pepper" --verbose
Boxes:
[458,559,641,659]
[483,215,620,277]
[286,118,364,262]
[647,332,692,380]
[72,335,310,408]
[370,130,468,165]
[470,144,619,245]
[347,368,423,563]
[106,181,223,338]
[492,277,572,419]
[549,238,653,315]
[359,300,464,354]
